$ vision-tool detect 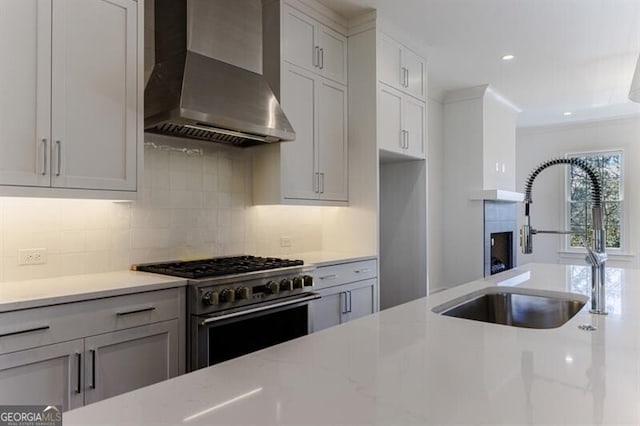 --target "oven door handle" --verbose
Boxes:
[199,293,321,326]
